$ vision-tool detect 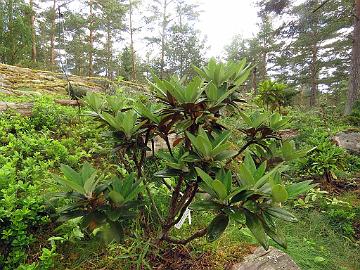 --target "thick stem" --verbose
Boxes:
[168,175,184,217]
[167,184,198,228]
